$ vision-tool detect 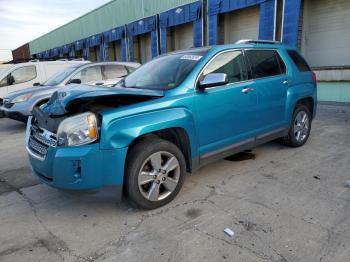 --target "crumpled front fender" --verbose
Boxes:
[100,107,198,158]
